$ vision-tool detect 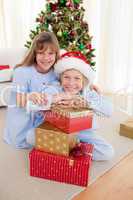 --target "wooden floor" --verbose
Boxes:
[72,152,133,200]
